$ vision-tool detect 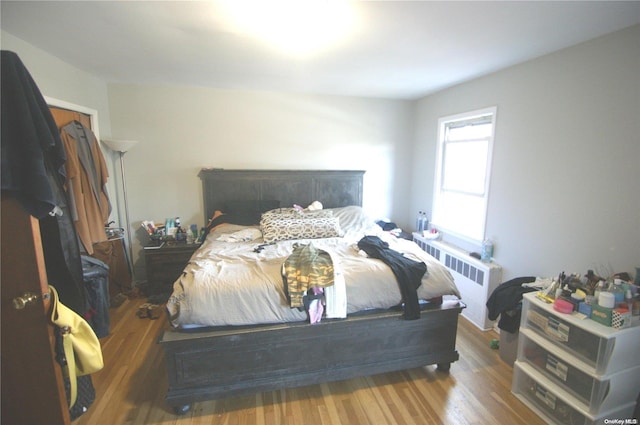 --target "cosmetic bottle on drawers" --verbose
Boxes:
[511,292,640,425]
